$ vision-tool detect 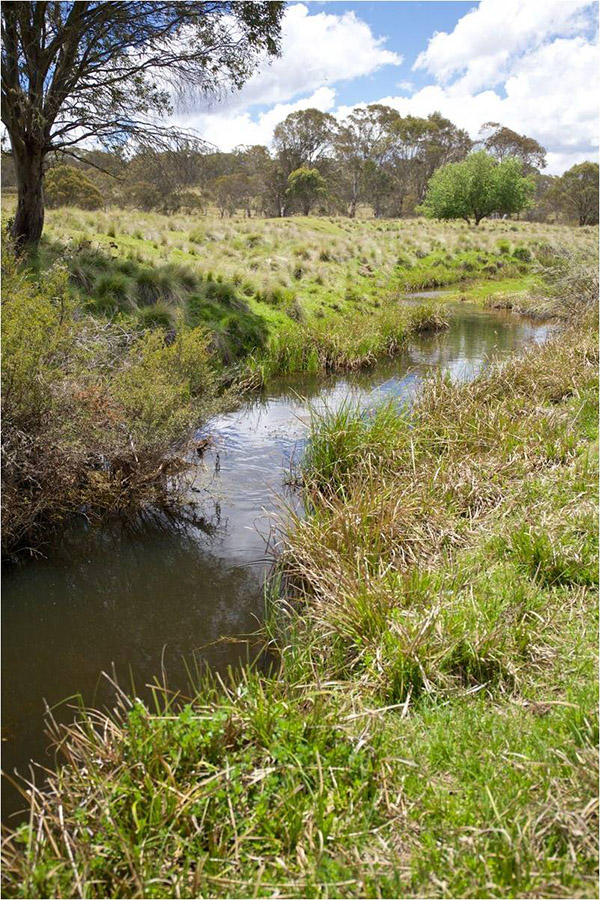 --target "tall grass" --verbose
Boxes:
[2,288,598,897]
[243,305,449,385]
